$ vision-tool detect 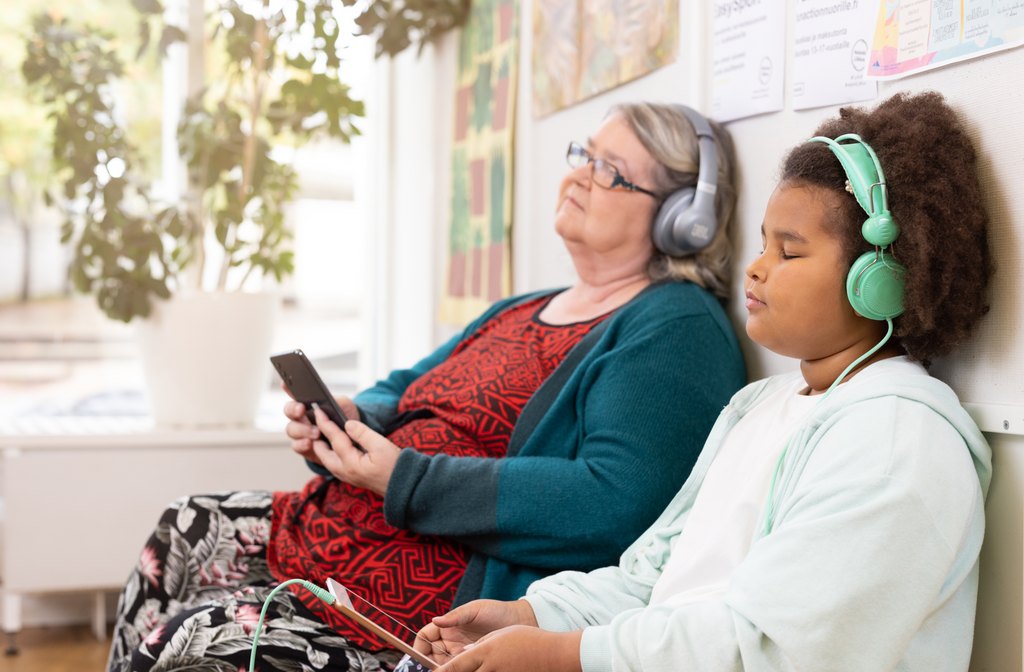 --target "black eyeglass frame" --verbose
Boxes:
[566,141,660,199]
